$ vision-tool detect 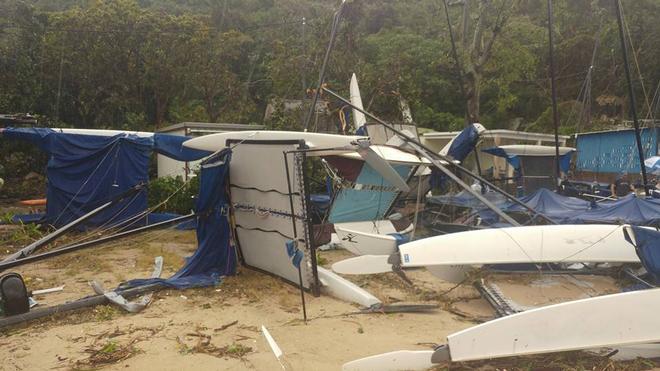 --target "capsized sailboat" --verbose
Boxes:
[332,224,645,281]
[343,225,660,369]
